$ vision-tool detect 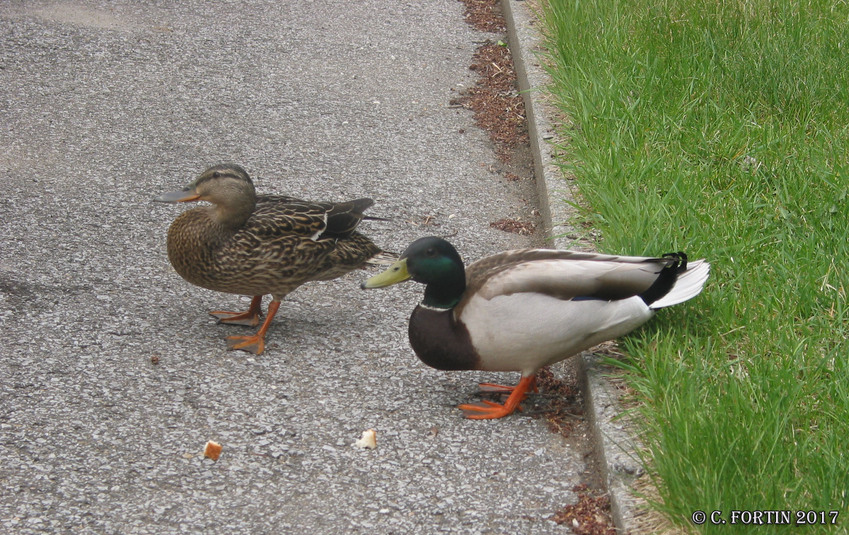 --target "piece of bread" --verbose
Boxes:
[203,440,222,460]
[354,429,377,449]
